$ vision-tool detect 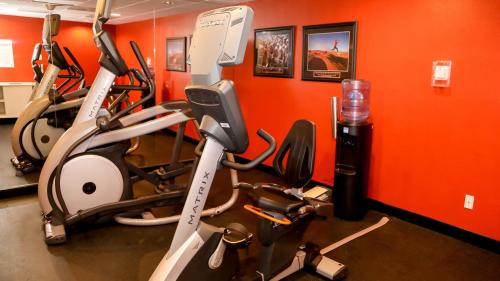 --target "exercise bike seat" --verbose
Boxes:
[245,120,316,214]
